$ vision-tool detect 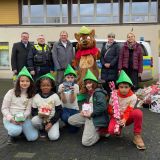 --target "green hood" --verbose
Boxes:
[116,70,133,86]
[79,26,91,34]
[39,73,55,81]
[83,69,98,82]
[64,64,77,77]
[17,66,33,81]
